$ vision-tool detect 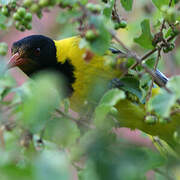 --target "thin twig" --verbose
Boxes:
[55,108,92,129]
[146,48,162,102]
[111,32,172,92]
